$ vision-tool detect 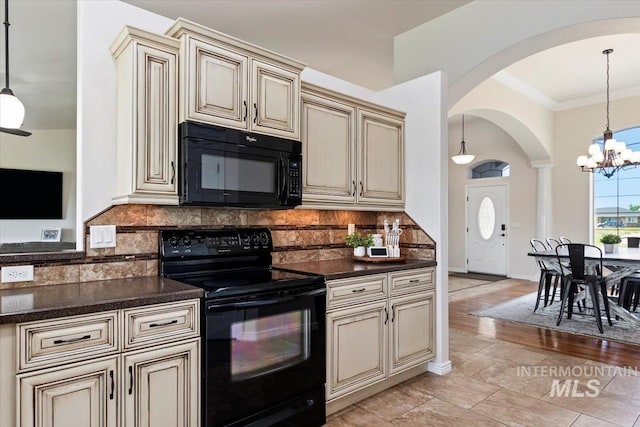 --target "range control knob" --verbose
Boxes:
[240,233,251,246]
[251,233,260,245]
[259,231,270,245]
[168,235,179,248]
[182,235,191,247]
